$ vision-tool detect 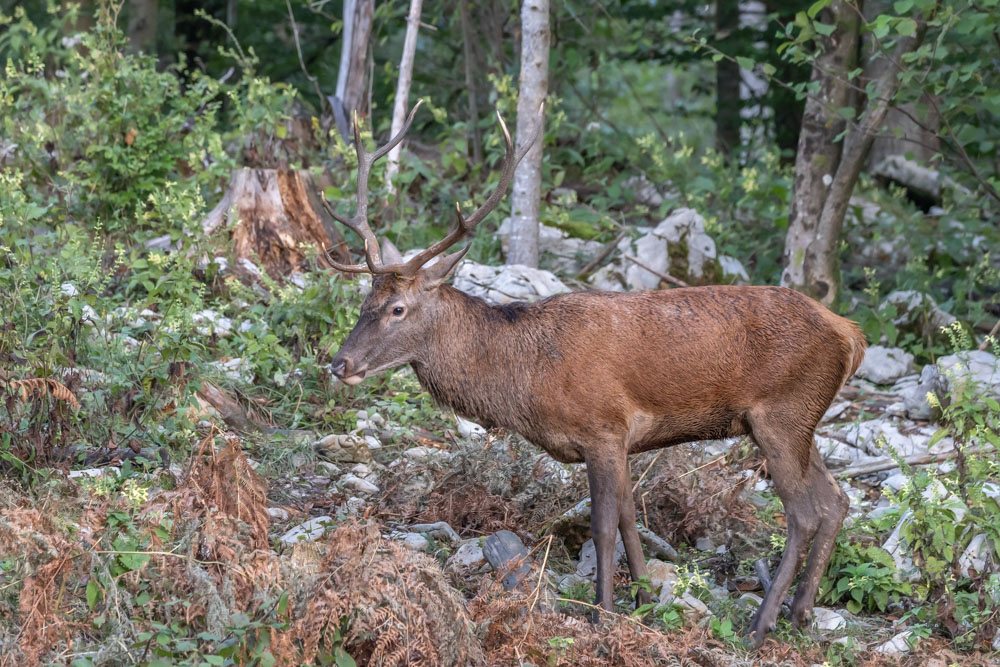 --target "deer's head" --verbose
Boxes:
[326,102,543,385]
